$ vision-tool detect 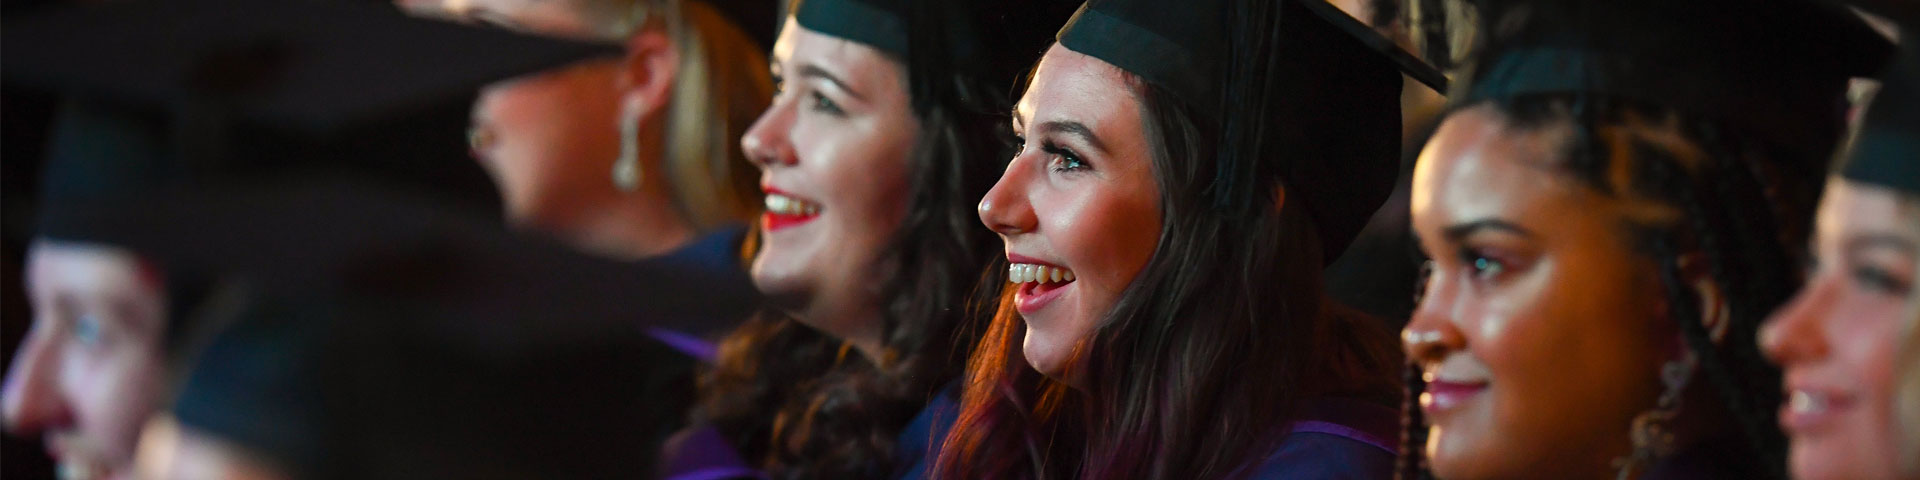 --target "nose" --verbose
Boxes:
[740,97,797,169]
[2,327,74,435]
[978,154,1038,236]
[1403,271,1466,364]
[1759,275,1835,366]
